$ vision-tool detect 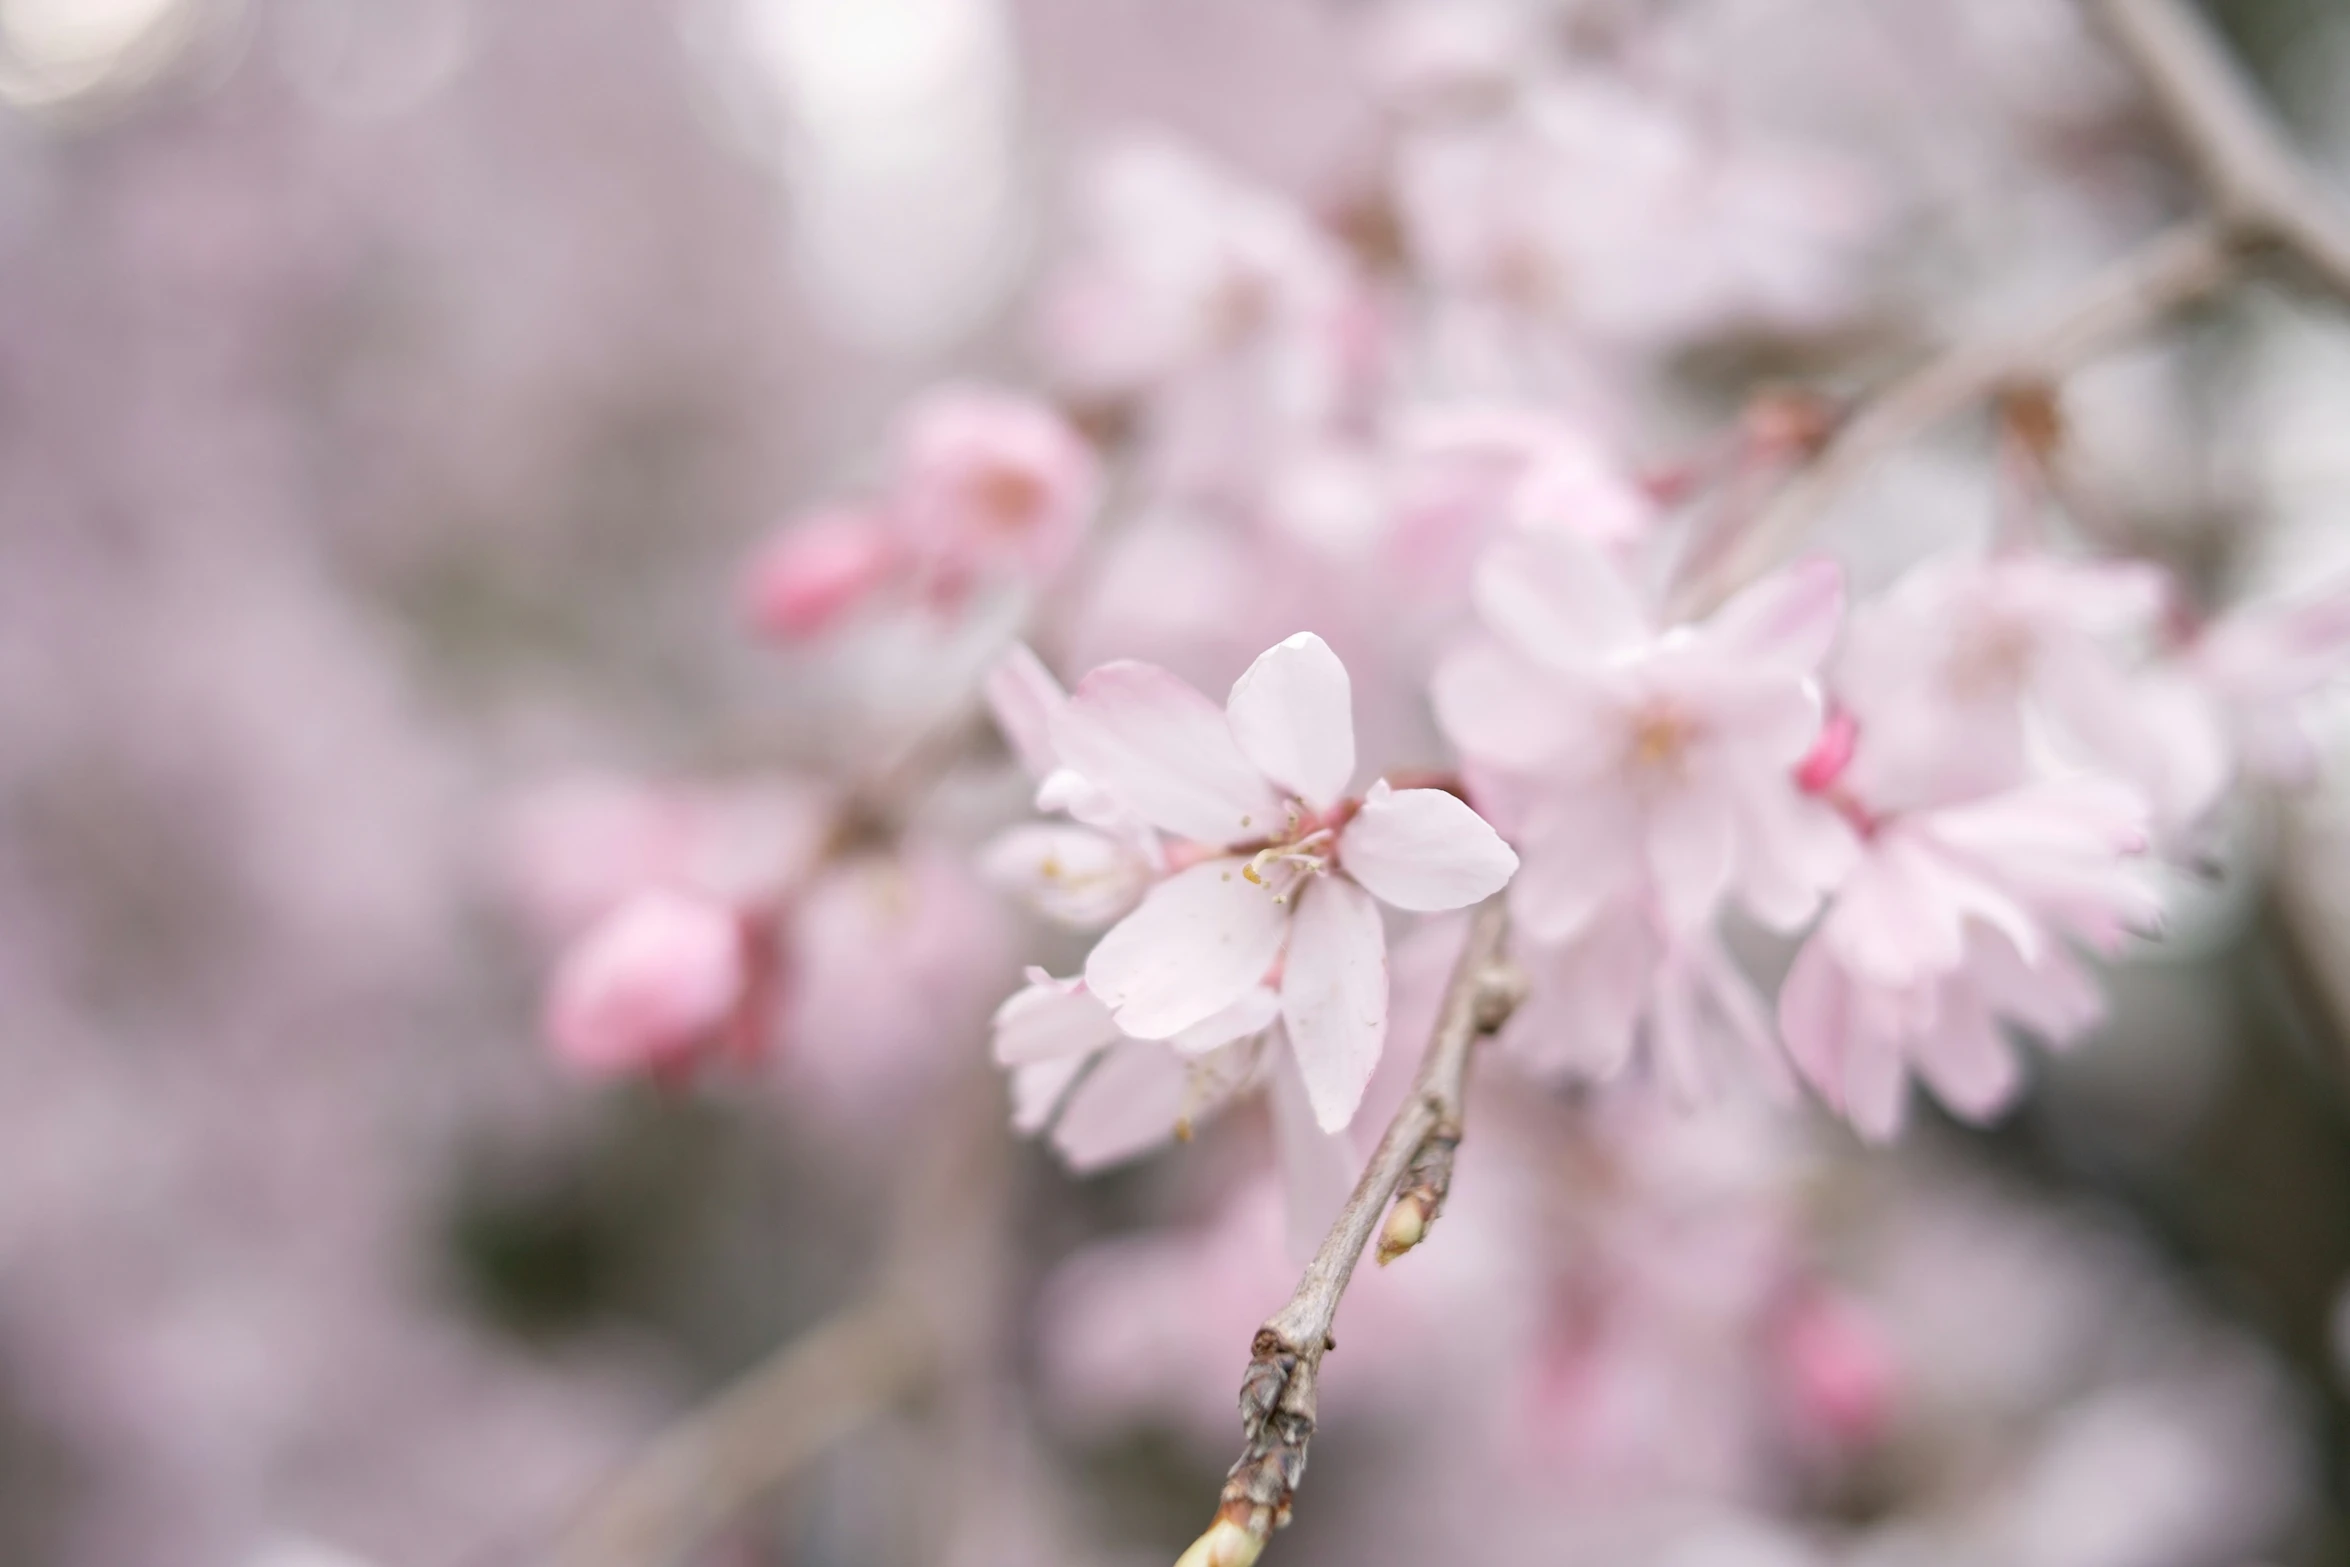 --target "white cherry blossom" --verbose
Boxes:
[1047,632,1518,1131]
